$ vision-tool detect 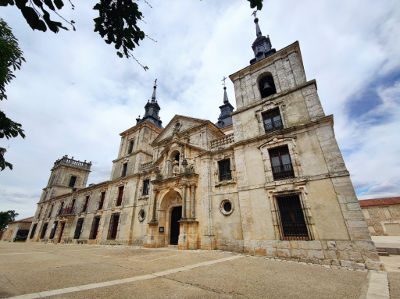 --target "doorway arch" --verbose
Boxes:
[158,188,182,246]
